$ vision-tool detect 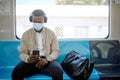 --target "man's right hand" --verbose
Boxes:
[28,55,39,64]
